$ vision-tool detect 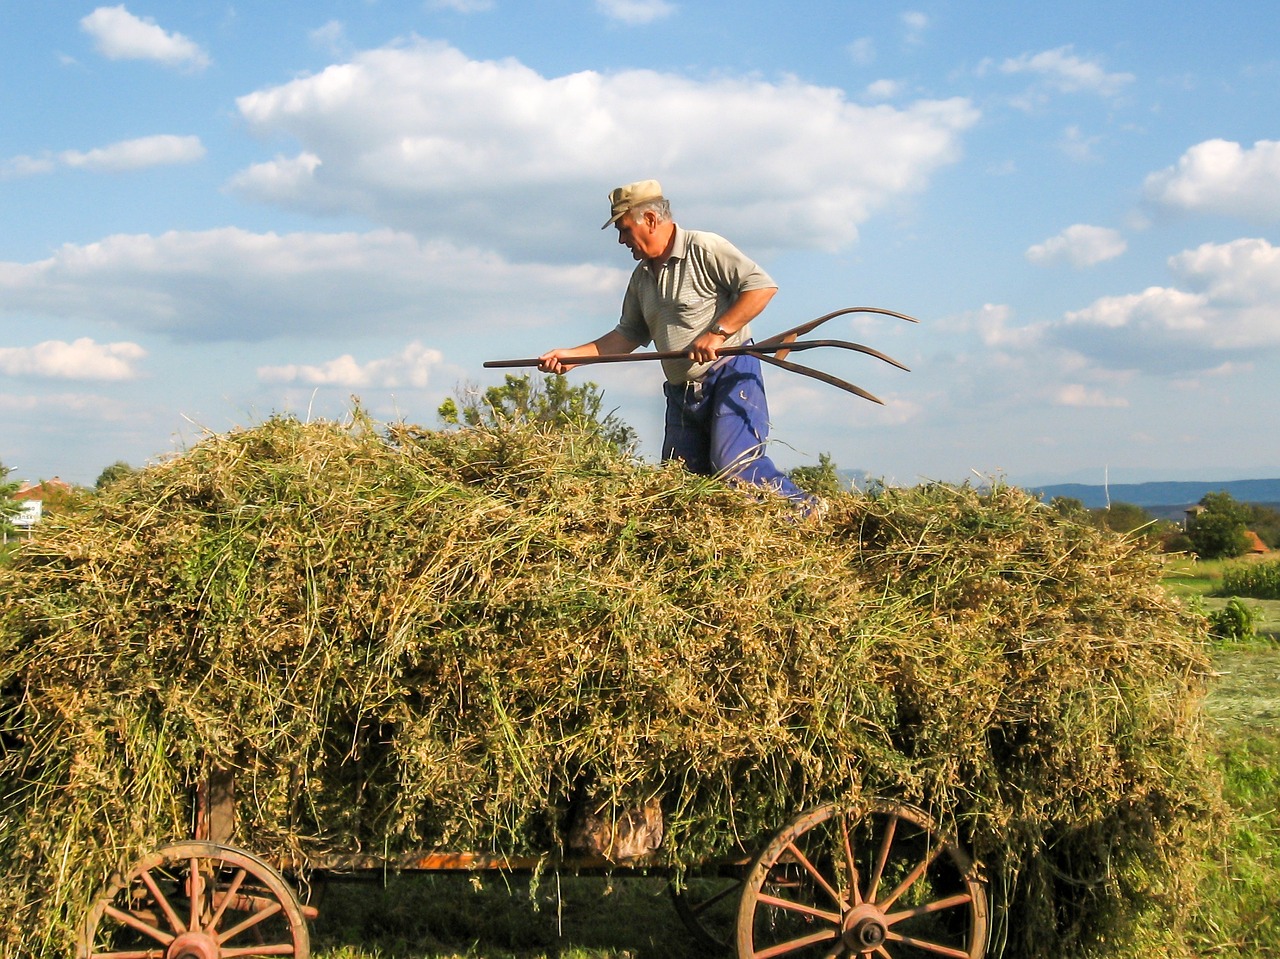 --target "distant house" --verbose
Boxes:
[6,478,74,541]
[1243,530,1269,555]
[14,477,72,504]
